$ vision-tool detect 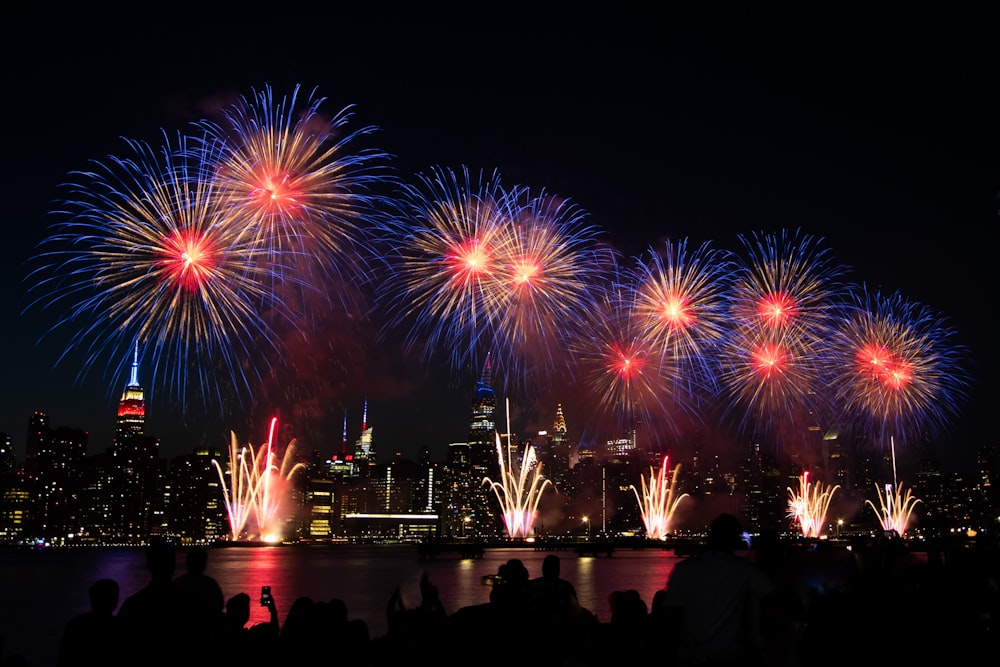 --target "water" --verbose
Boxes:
[0,544,682,666]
